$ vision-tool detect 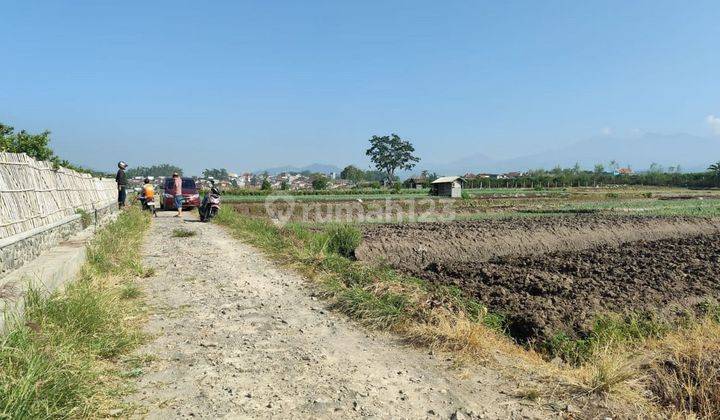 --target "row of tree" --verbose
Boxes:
[126,164,184,178]
[0,123,108,176]
[460,163,720,189]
